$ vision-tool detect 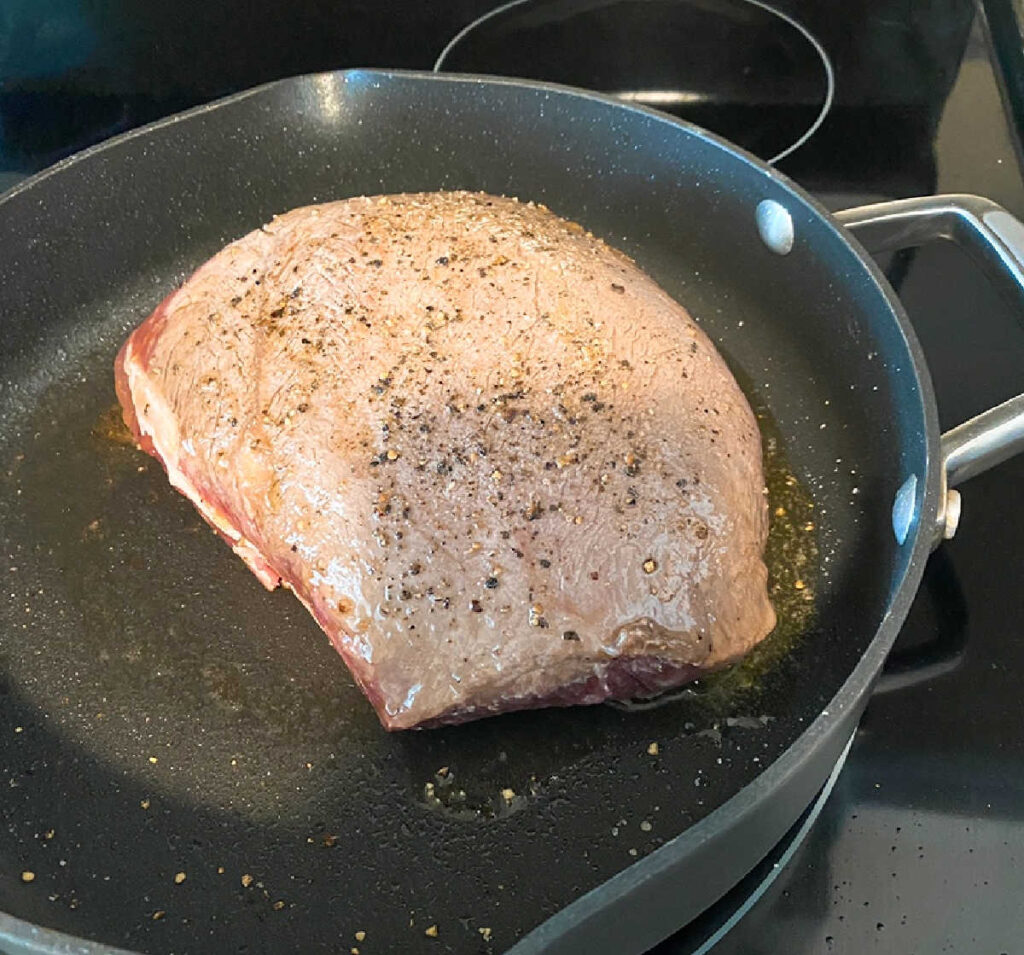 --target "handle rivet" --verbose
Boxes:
[892,474,918,545]
[942,489,962,540]
[756,199,795,255]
